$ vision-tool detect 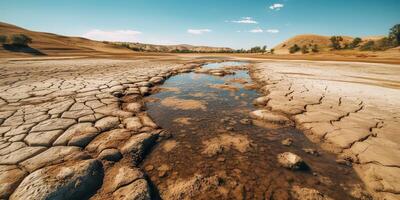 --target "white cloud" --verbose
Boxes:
[246,28,280,33]
[266,29,279,33]
[269,3,284,10]
[231,17,258,24]
[249,27,264,33]
[82,29,142,42]
[187,29,212,35]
